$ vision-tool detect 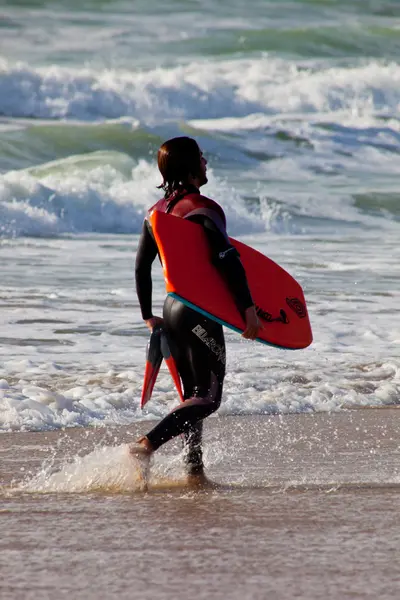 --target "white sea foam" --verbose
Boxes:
[1,53,399,238]
[0,228,399,433]
[1,57,400,122]
[1,353,399,433]
[0,155,151,236]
